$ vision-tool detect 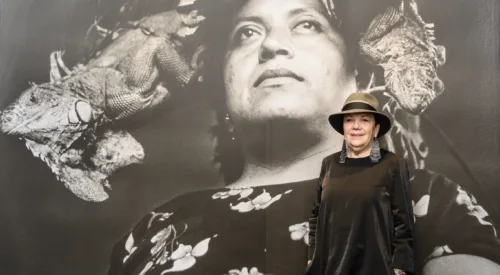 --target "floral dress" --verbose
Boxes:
[107,179,316,275]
